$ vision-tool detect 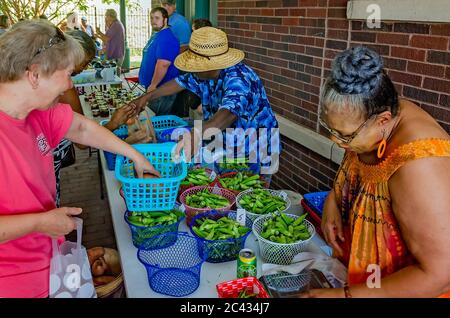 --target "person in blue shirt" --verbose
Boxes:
[138,7,180,115]
[130,27,281,177]
[161,0,191,52]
